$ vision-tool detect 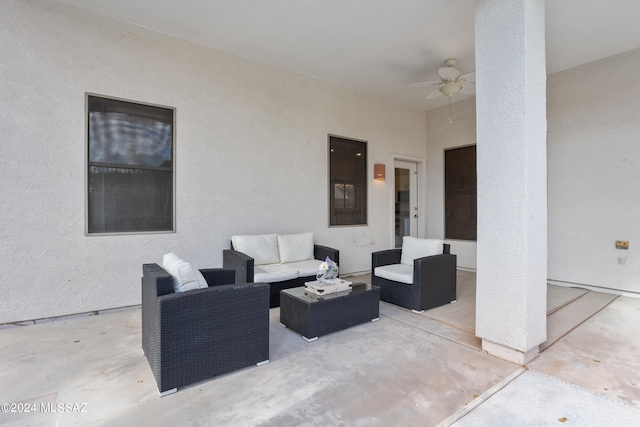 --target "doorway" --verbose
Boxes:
[394,160,418,247]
